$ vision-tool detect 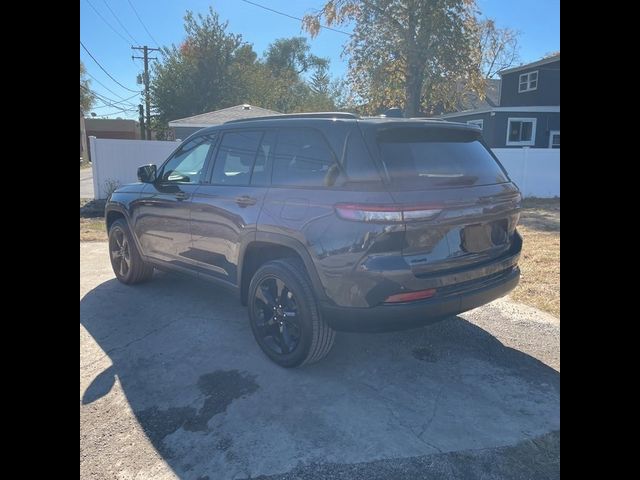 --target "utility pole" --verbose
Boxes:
[138,104,146,139]
[132,45,160,140]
